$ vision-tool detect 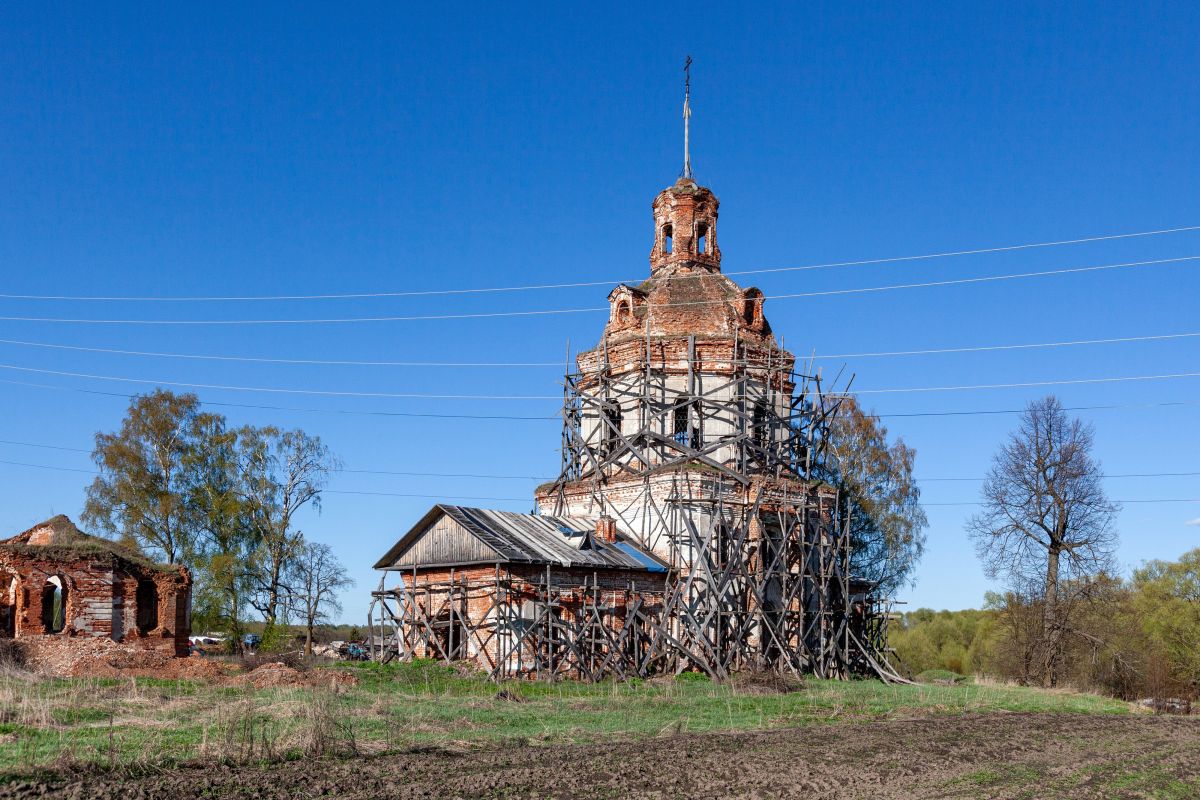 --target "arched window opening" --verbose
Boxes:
[615,300,632,326]
[672,399,702,449]
[1,577,17,638]
[601,404,623,460]
[752,400,770,451]
[662,224,673,254]
[136,579,159,636]
[41,576,65,634]
[696,223,708,255]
